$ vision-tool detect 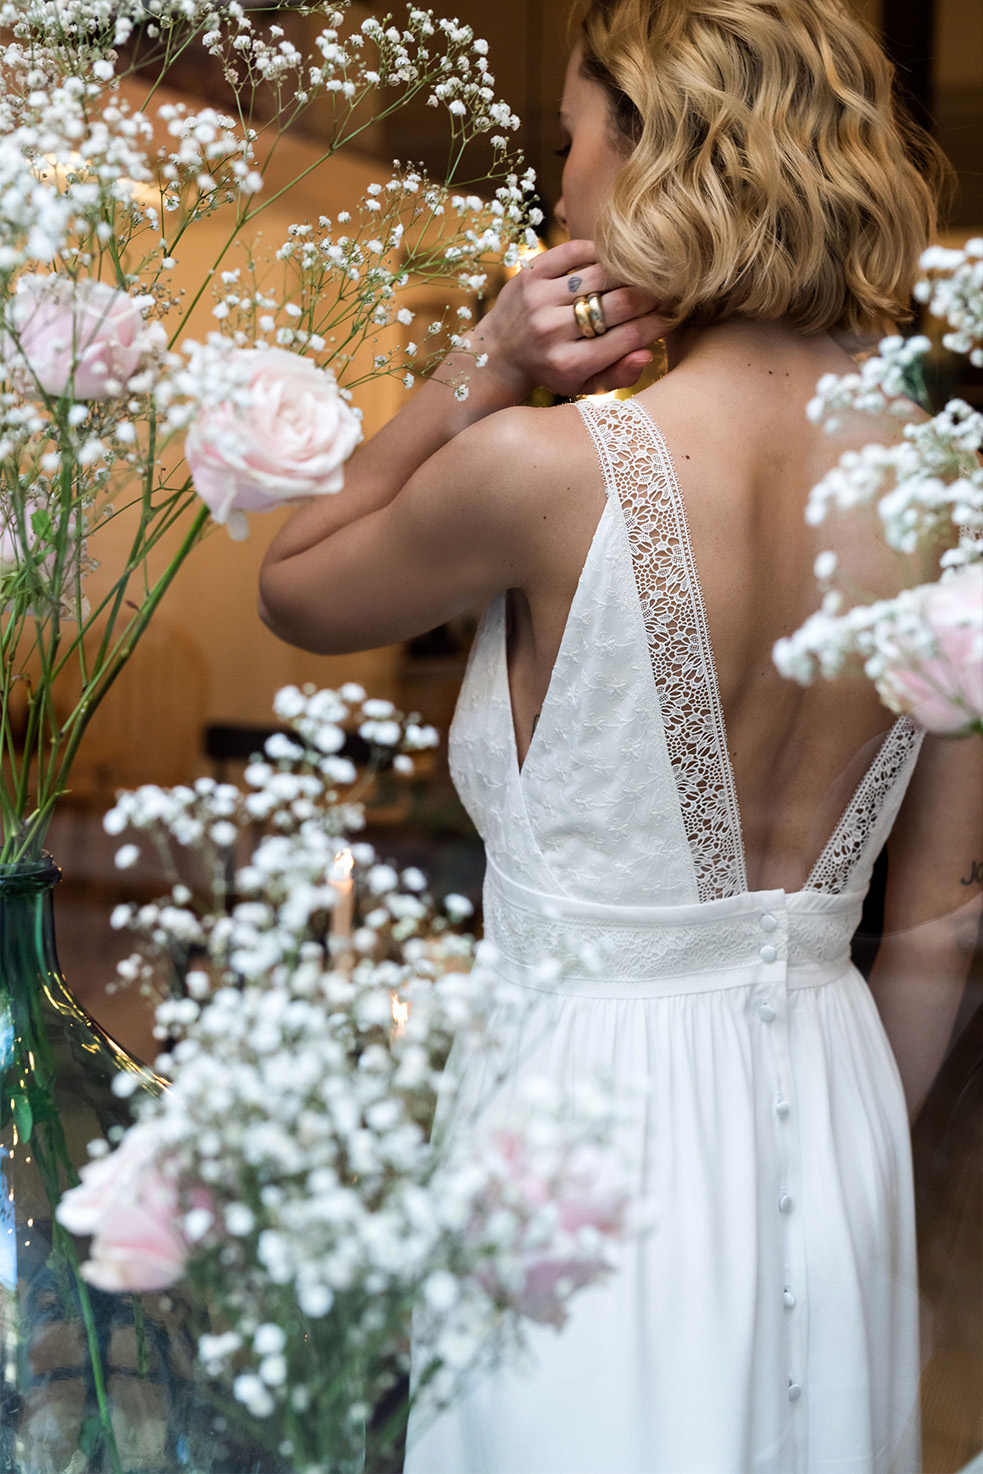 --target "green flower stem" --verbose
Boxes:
[4,884,125,1474]
[1,503,209,863]
[49,504,208,807]
[31,1132,125,1474]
